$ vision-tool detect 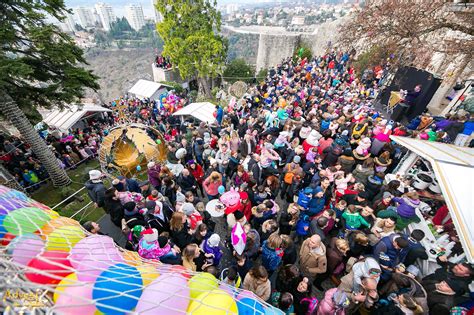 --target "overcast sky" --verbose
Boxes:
[65,0,256,18]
